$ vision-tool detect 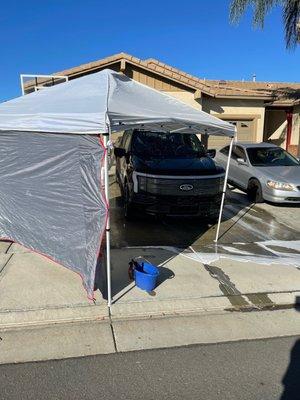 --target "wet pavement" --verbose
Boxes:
[109,178,300,251]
